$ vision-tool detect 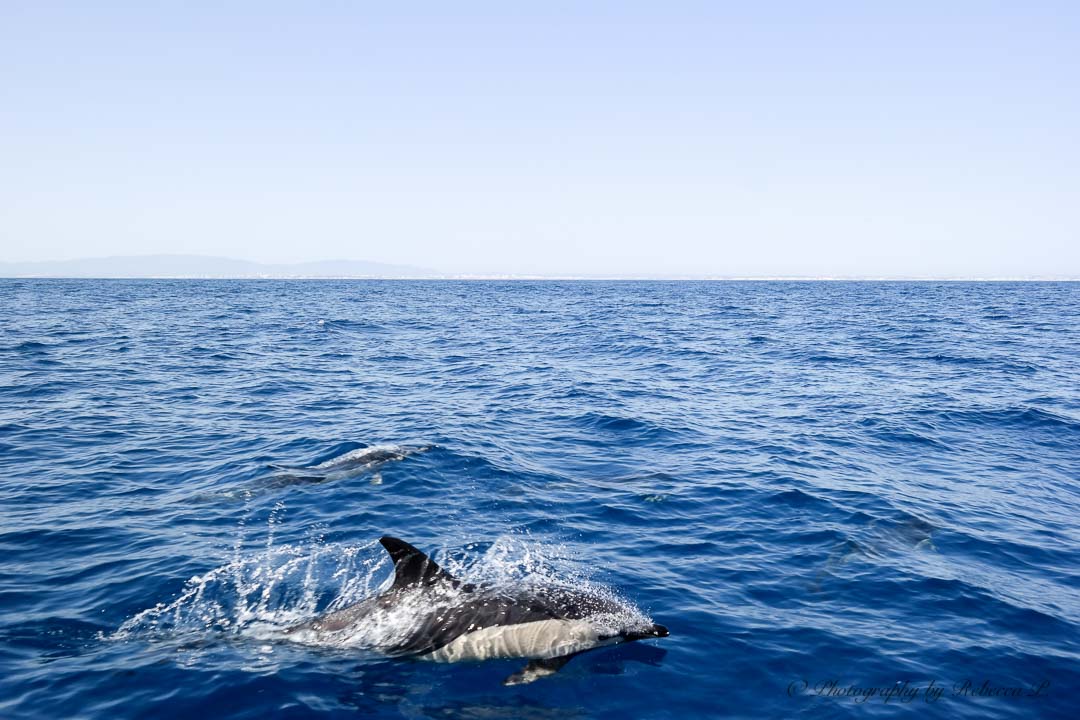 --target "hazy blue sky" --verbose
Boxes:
[2,2,1077,276]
